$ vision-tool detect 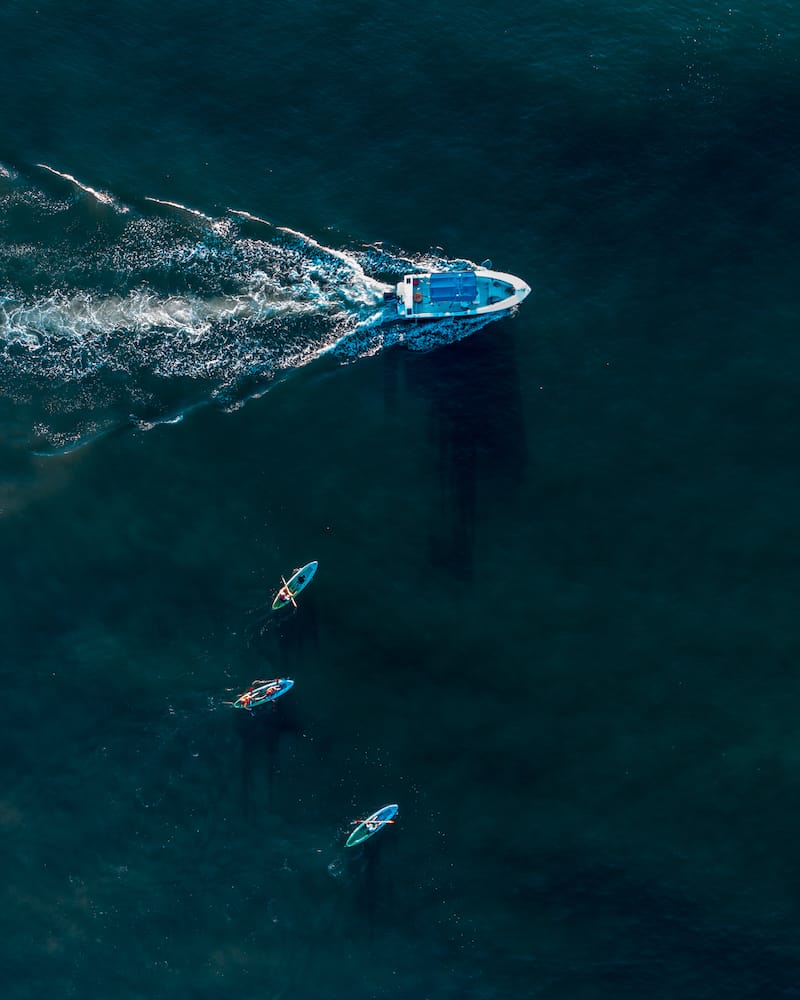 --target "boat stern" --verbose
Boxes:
[395,274,419,318]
